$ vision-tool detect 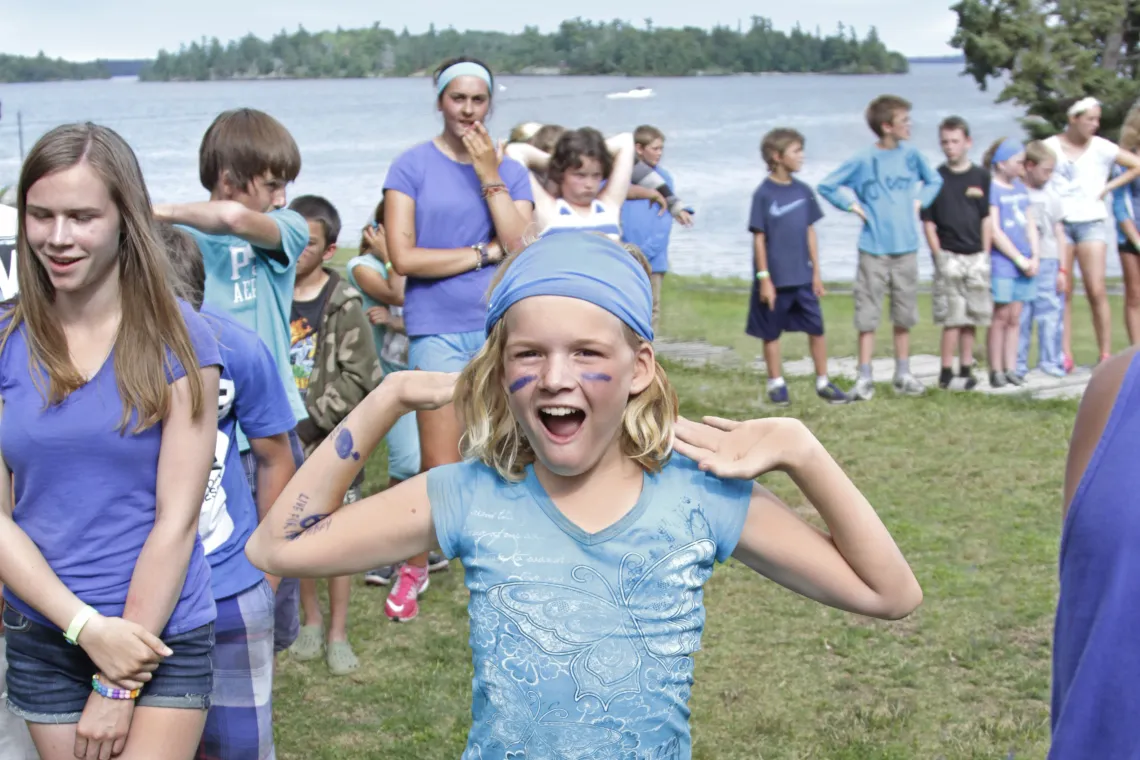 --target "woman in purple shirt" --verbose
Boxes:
[0,124,220,759]
[382,56,534,622]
